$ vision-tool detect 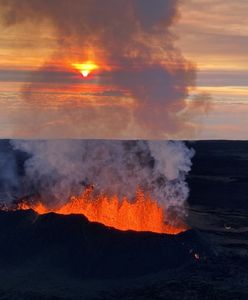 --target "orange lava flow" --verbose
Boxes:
[17,188,187,235]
